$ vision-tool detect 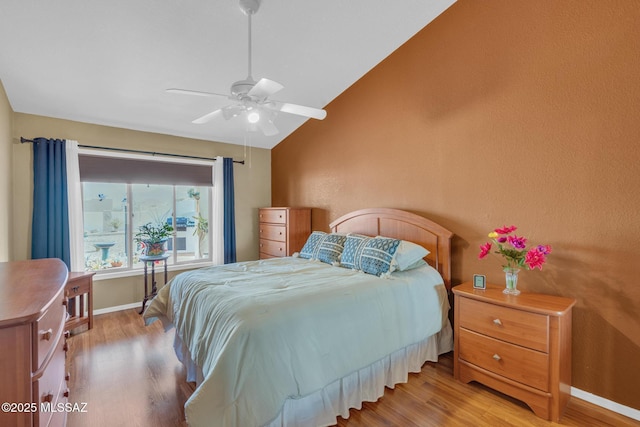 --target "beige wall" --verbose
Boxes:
[0,82,12,262]
[273,0,640,410]
[12,113,271,309]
